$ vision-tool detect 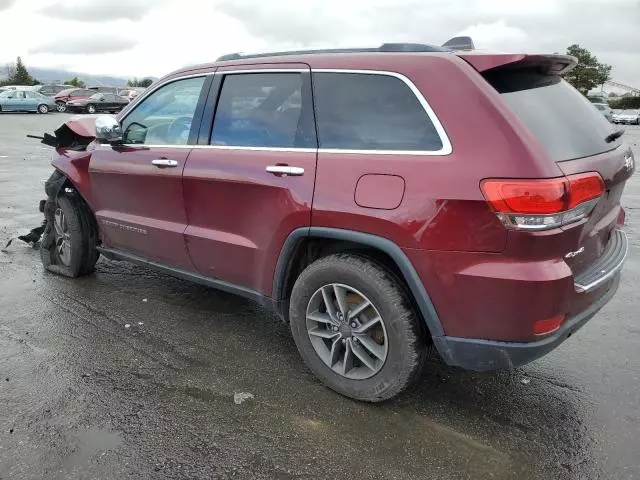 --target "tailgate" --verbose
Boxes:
[556,147,633,275]
[474,53,634,278]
